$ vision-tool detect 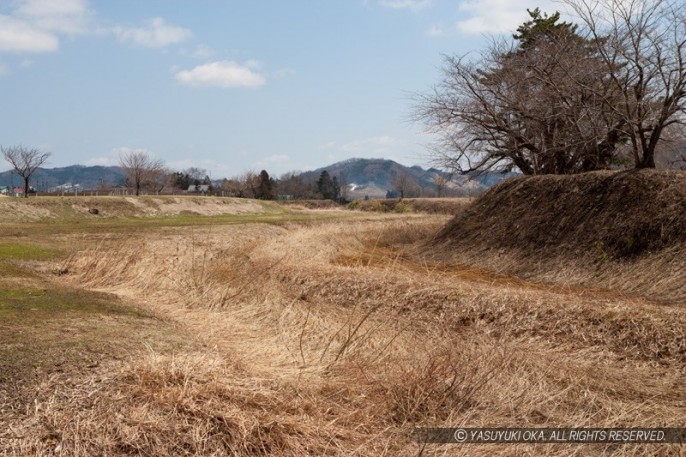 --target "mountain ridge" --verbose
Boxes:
[300,157,515,198]
[0,165,125,191]
[0,158,514,196]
